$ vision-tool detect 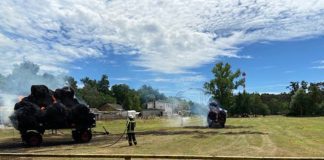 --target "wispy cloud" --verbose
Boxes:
[248,83,288,90]
[284,70,295,74]
[1,0,324,74]
[111,77,131,81]
[311,59,324,69]
[257,65,276,70]
[312,66,324,69]
[143,75,206,83]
